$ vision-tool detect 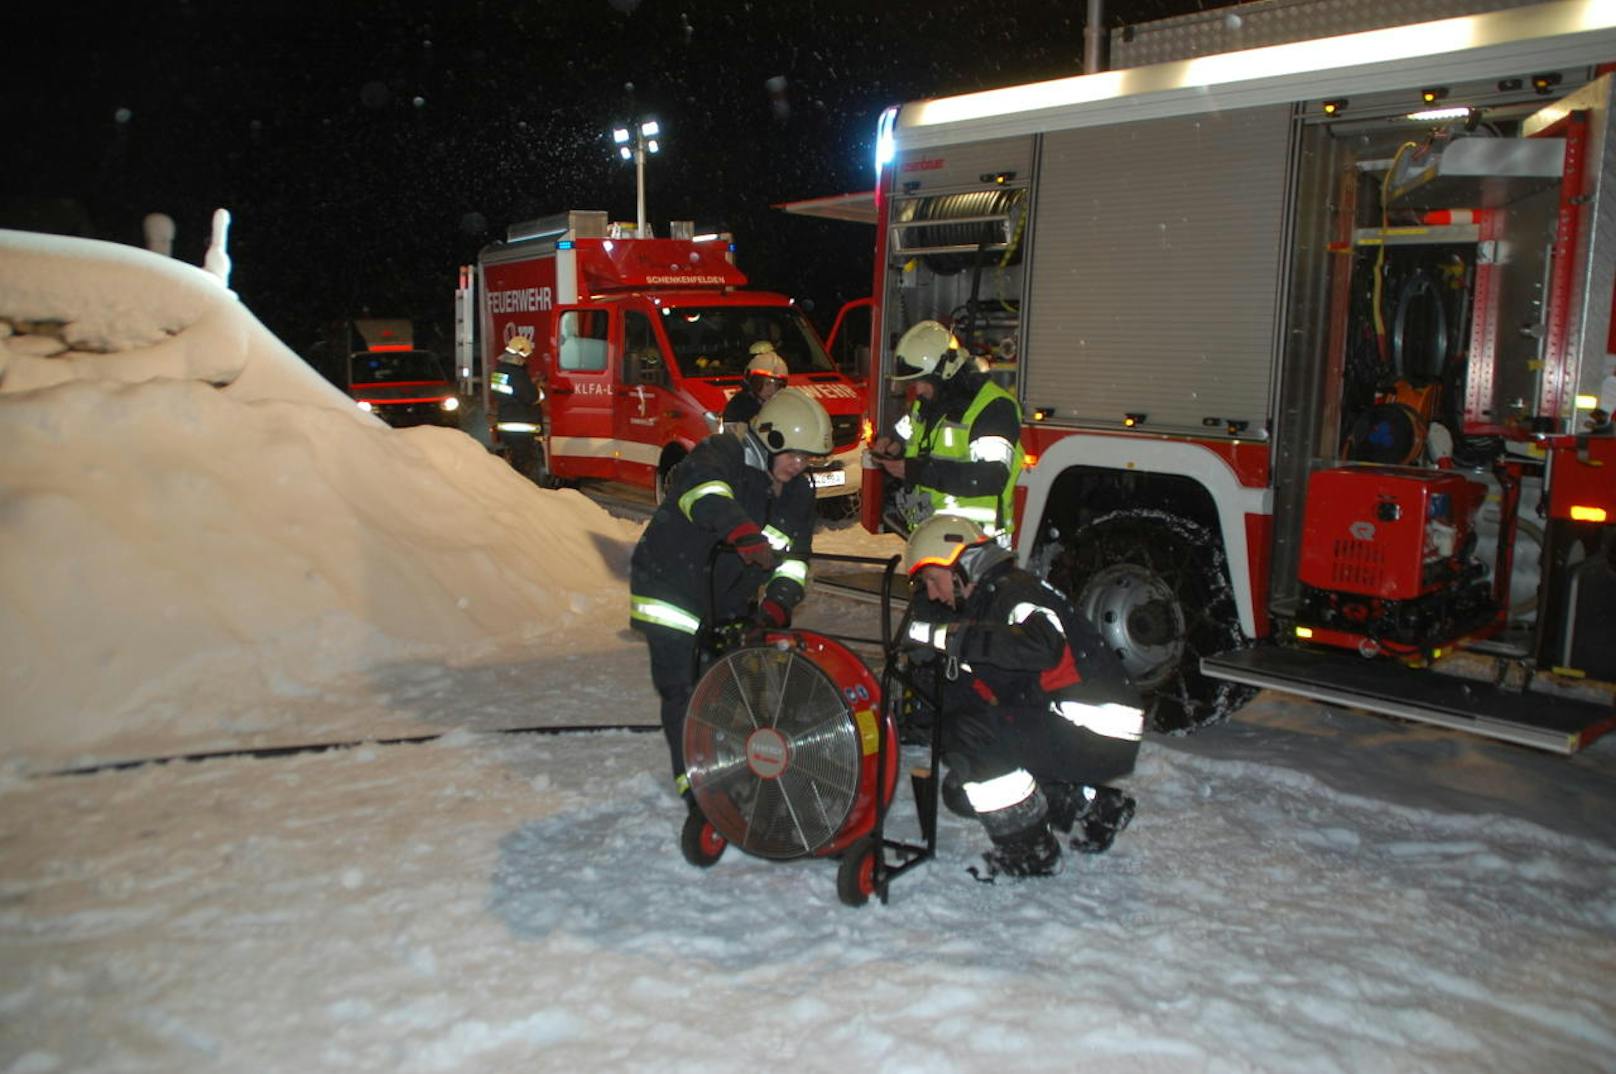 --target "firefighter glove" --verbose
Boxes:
[753,598,790,631]
[727,523,777,571]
